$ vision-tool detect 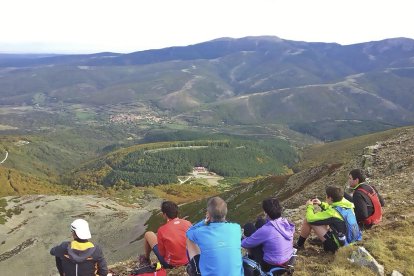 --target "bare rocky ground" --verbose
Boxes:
[0,195,161,276]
